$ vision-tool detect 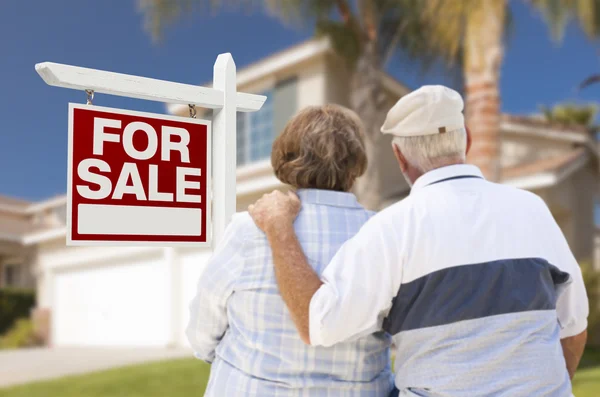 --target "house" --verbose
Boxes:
[0,38,597,347]
[0,194,66,289]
